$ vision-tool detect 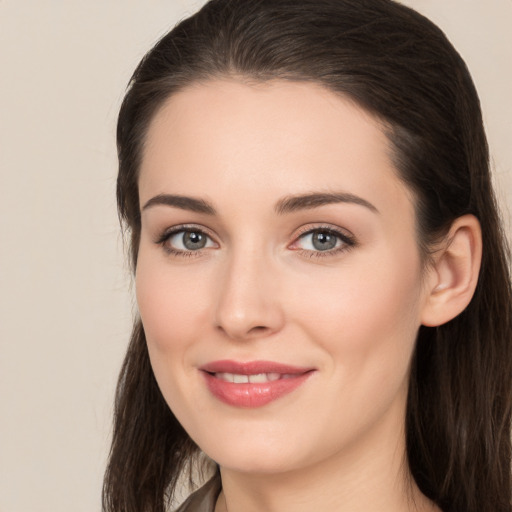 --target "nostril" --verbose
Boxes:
[215,323,270,340]
[249,326,269,334]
